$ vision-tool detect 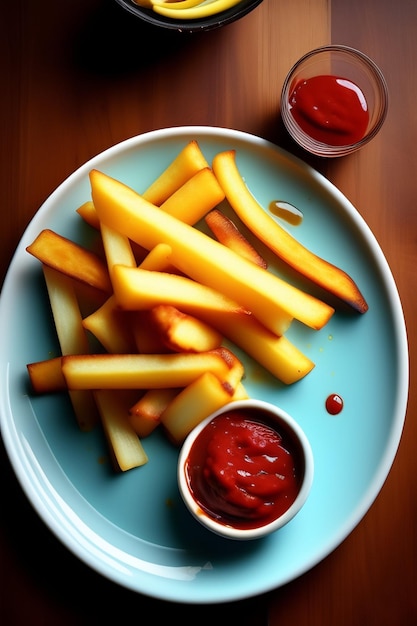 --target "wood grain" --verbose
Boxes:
[1,0,416,624]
